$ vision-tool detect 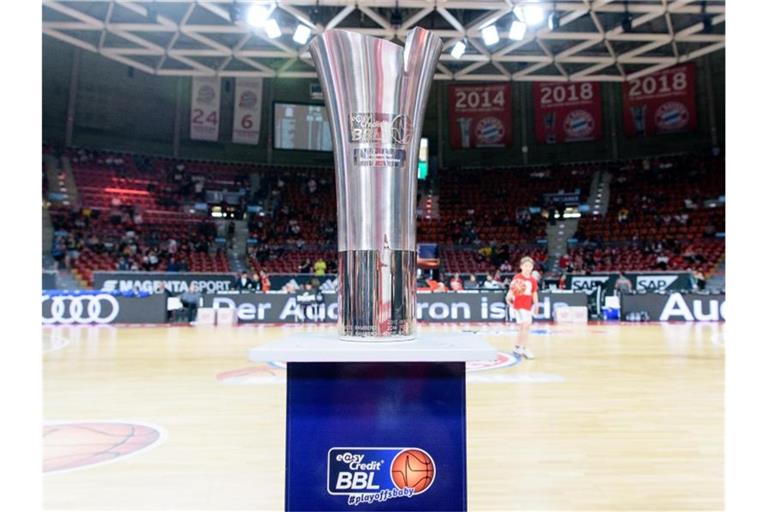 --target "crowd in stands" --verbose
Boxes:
[567,153,724,276]
[43,145,724,288]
